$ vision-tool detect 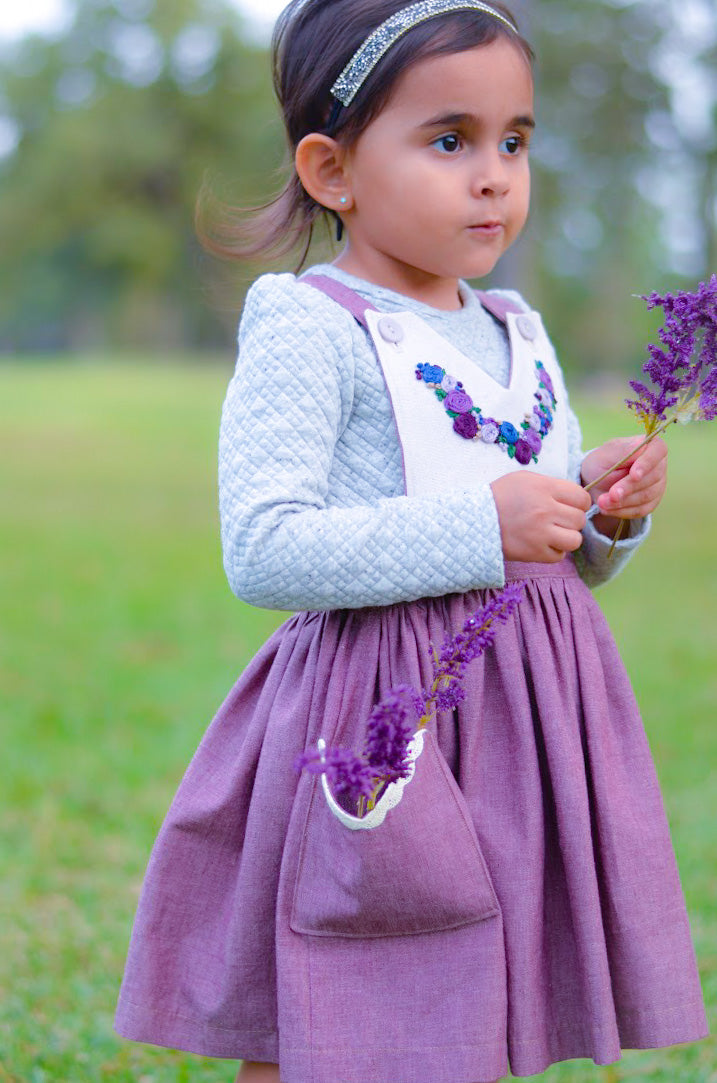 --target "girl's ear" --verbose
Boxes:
[295,134,352,212]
